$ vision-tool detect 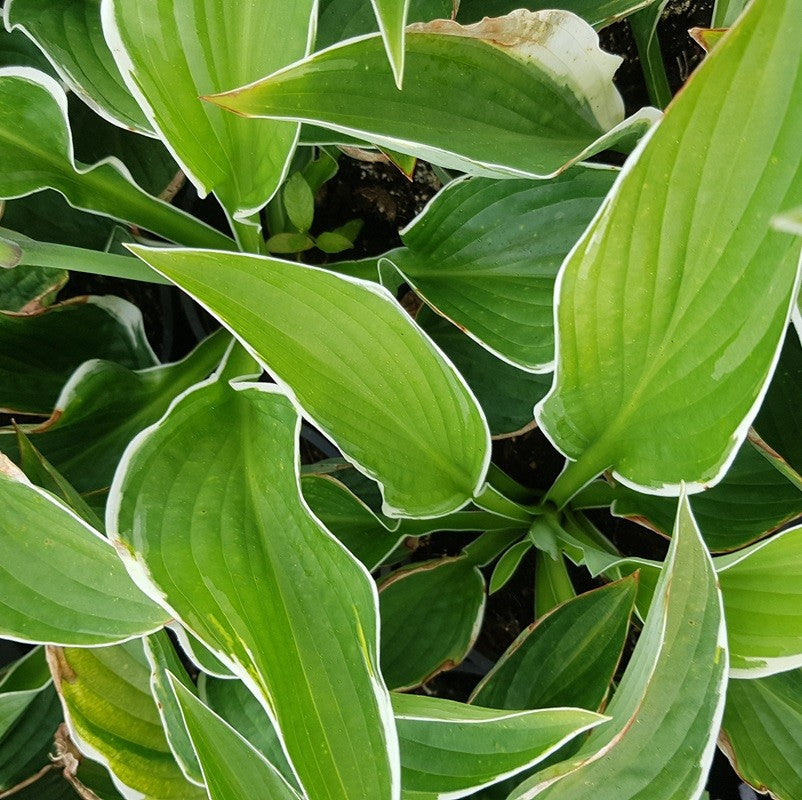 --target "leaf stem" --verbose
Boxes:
[543,442,612,510]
